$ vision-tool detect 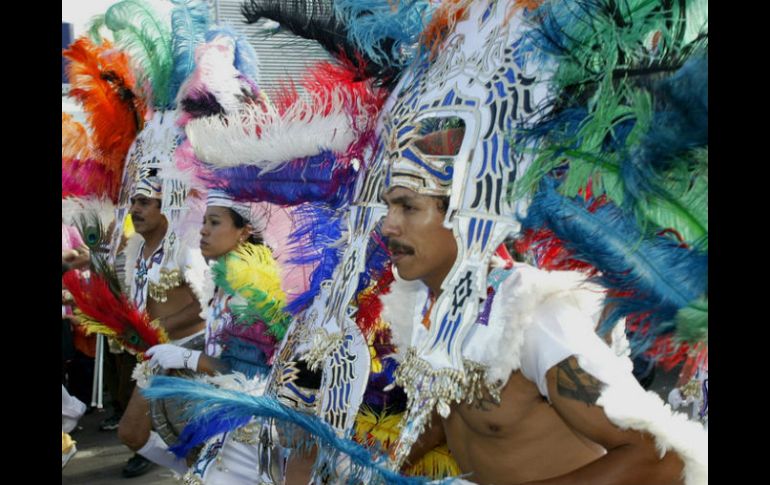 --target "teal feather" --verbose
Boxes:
[169,0,210,103]
[103,0,174,108]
